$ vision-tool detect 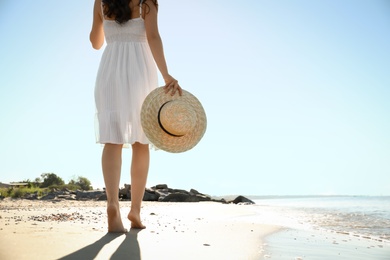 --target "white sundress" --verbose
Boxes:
[94,1,158,146]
